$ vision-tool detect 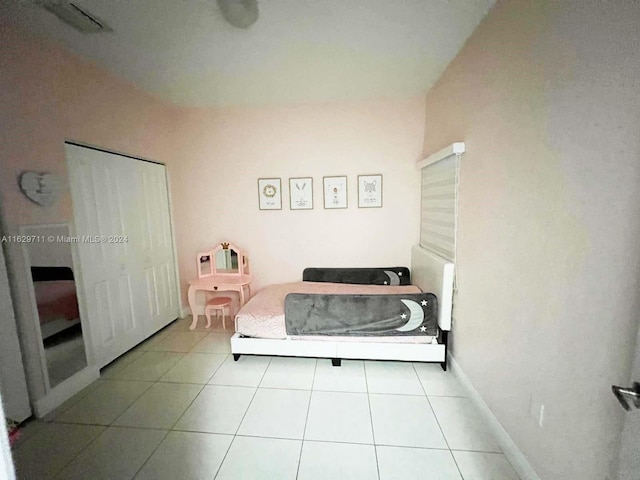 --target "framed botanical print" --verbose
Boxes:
[289,177,313,210]
[257,178,282,210]
[358,174,383,208]
[323,176,348,209]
